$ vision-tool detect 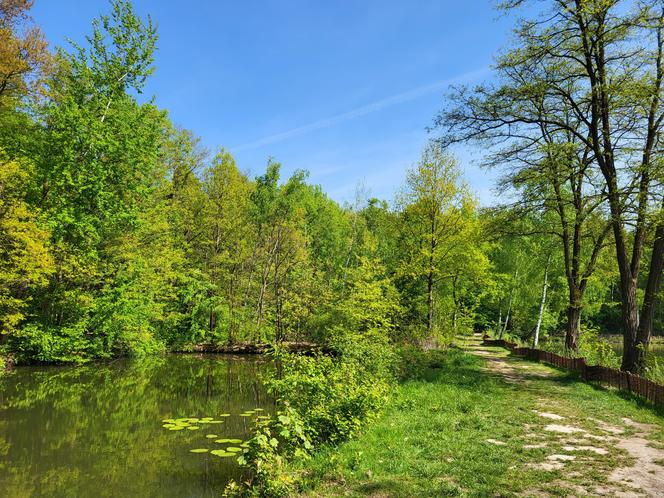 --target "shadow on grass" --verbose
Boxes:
[408,346,664,418]
[504,351,664,418]
[357,477,460,497]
